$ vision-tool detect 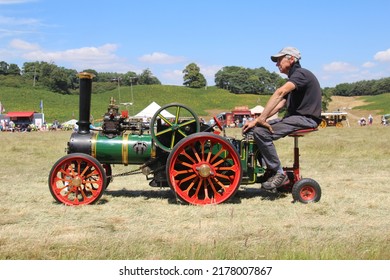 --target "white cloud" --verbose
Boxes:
[374,48,390,62]
[0,15,40,26]
[0,0,35,4]
[199,64,222,79]
[0,15,43,39]
[4,39,135,72]
[323,61,358,73]
[362,61,375,68]
[160,69,183,85]
[16,42,117,63]
[9,38,39,50]
[138,52,186,64]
